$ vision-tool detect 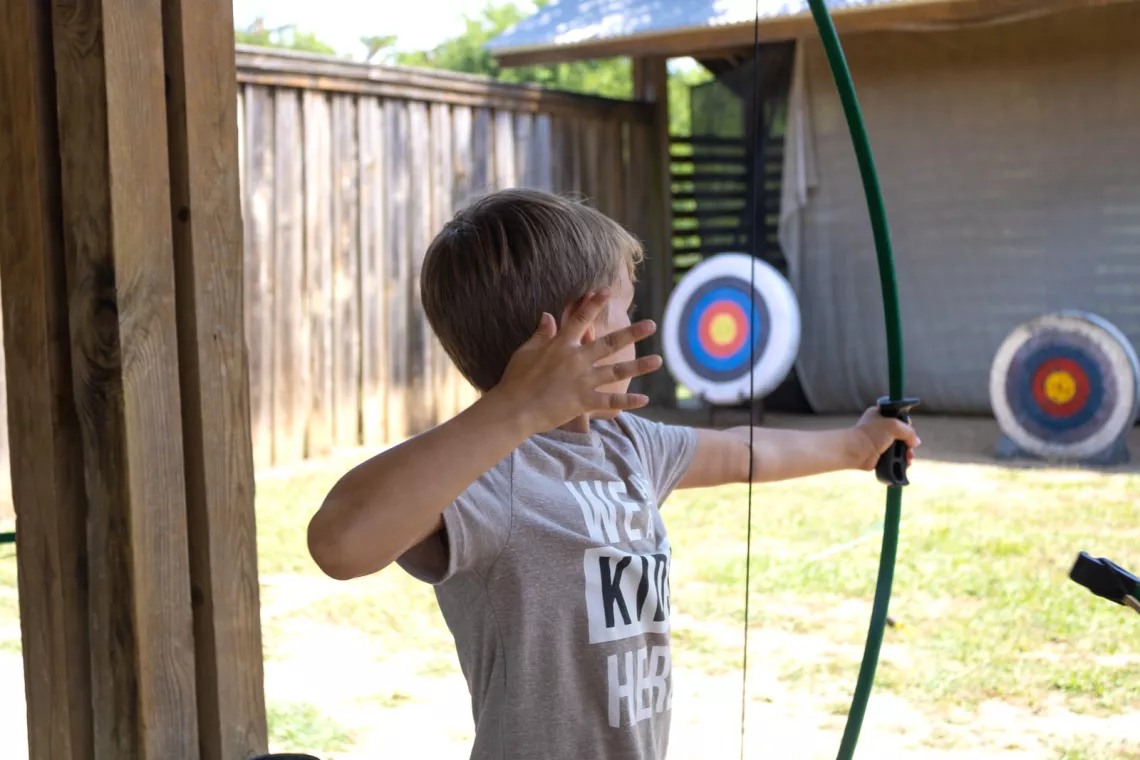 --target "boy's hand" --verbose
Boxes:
[493,289,662,434]
[850,406,921,471]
